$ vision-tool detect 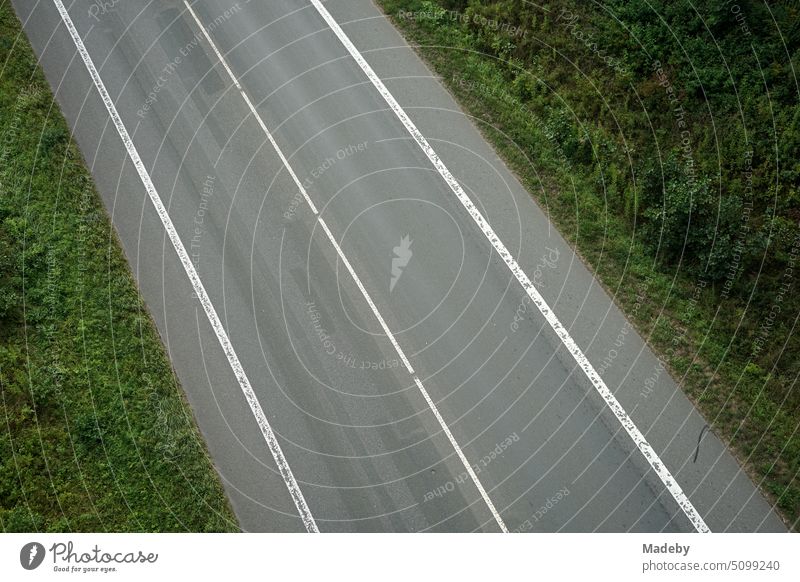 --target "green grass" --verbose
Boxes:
[0,3,237,532]
[377,0,800,529]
